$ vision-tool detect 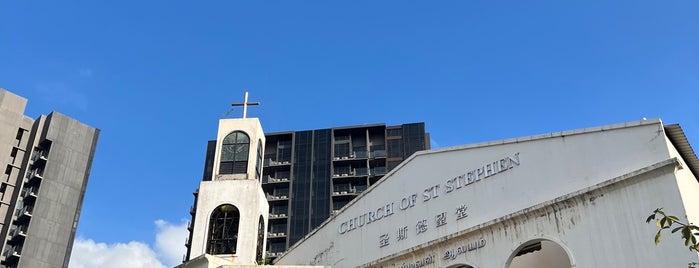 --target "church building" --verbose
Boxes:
[181,93,698,268]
